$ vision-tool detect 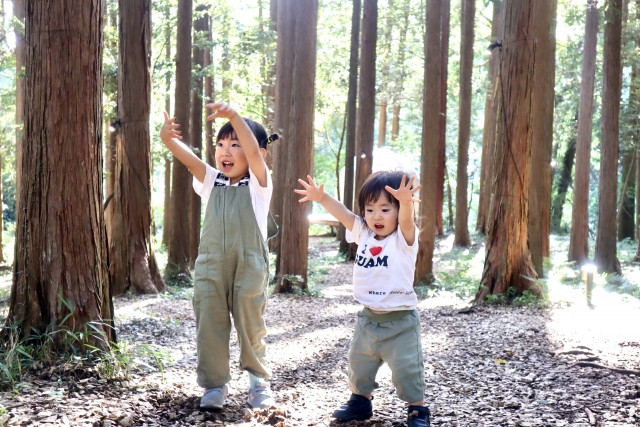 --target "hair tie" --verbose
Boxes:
[265,133,279,145]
